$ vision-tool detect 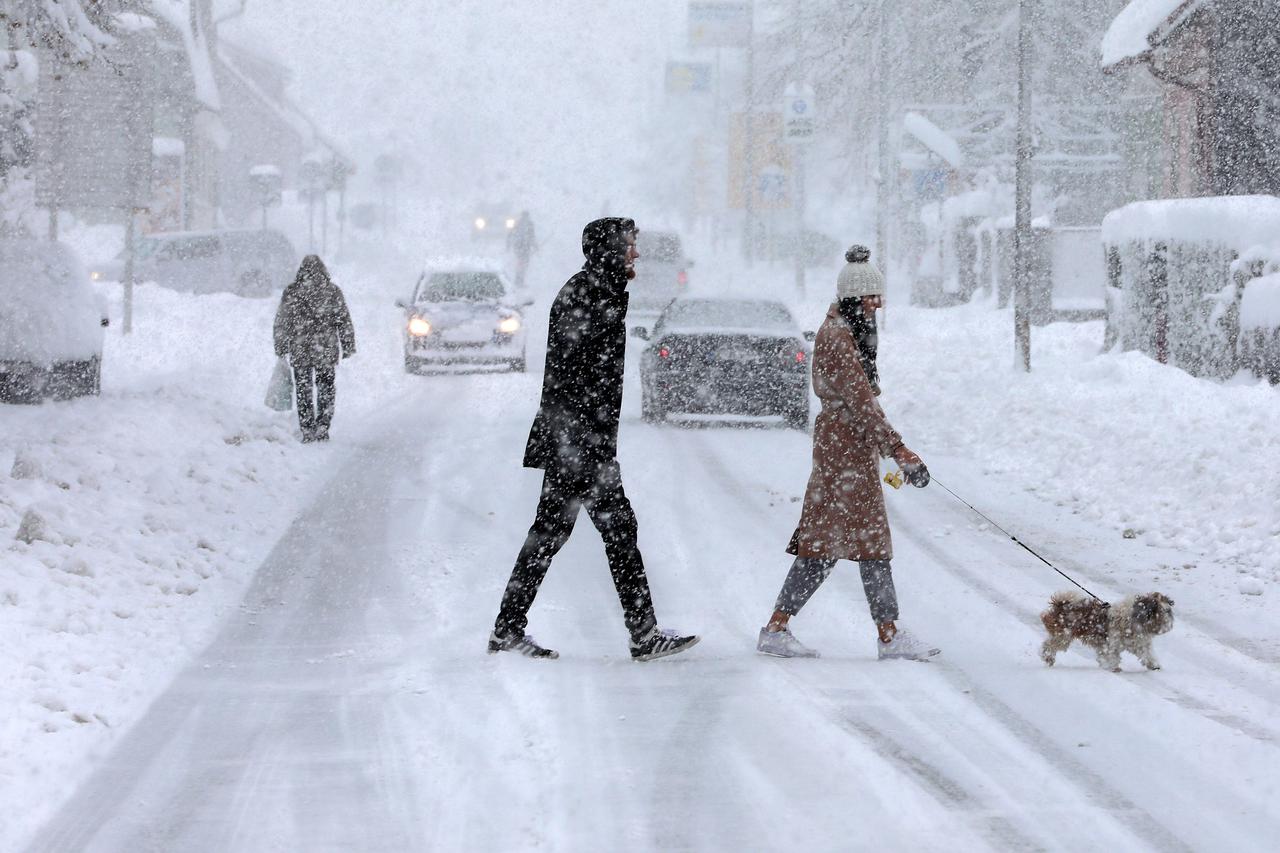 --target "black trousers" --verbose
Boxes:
[495,461,657,643]
[293,363,336,436]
